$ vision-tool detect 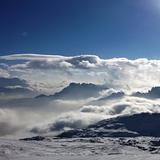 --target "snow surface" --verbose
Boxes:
[0,137,160,160]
